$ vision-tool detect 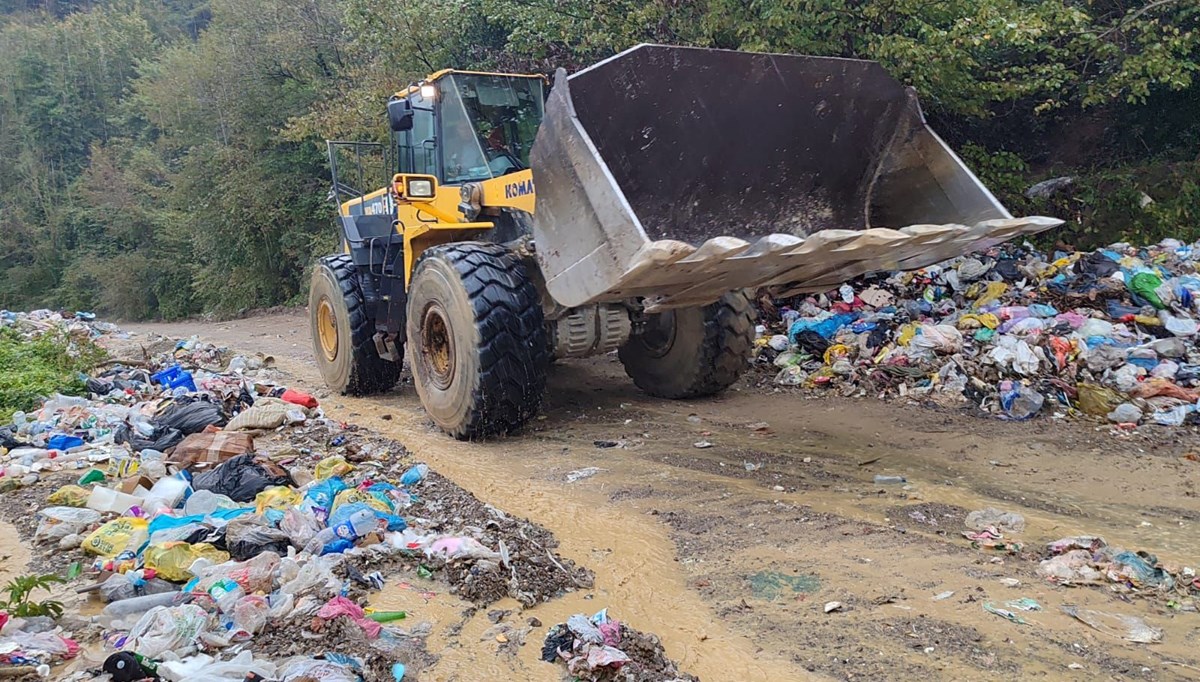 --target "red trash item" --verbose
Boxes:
[281,389,318,409]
